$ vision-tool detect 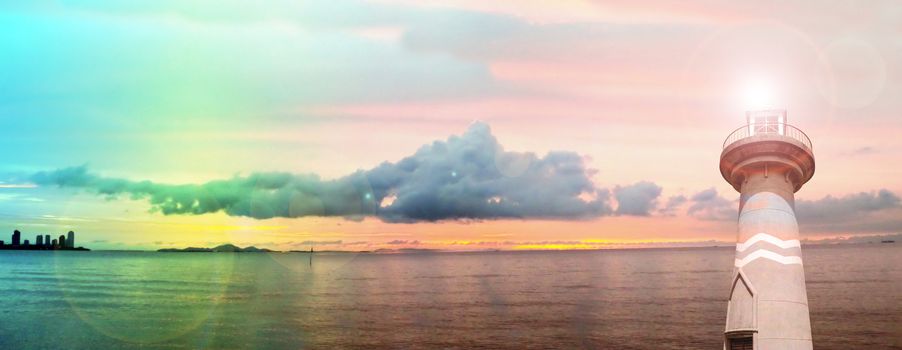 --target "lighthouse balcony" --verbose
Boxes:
[719,122,815,193]
[722,123,812,151]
